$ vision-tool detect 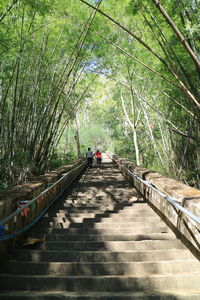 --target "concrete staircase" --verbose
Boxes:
[0,161,200,299]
